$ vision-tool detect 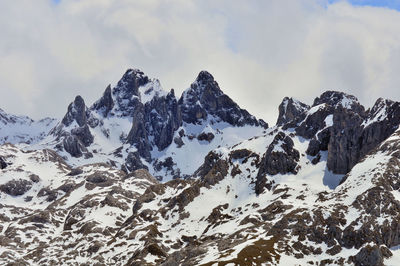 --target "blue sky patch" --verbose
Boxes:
[329,0,400,11]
